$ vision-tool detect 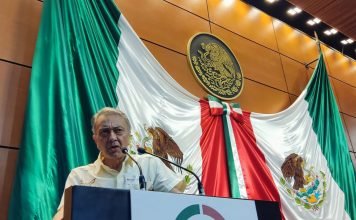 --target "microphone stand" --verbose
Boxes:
[122,148,147,190]
[137,148,205,195]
